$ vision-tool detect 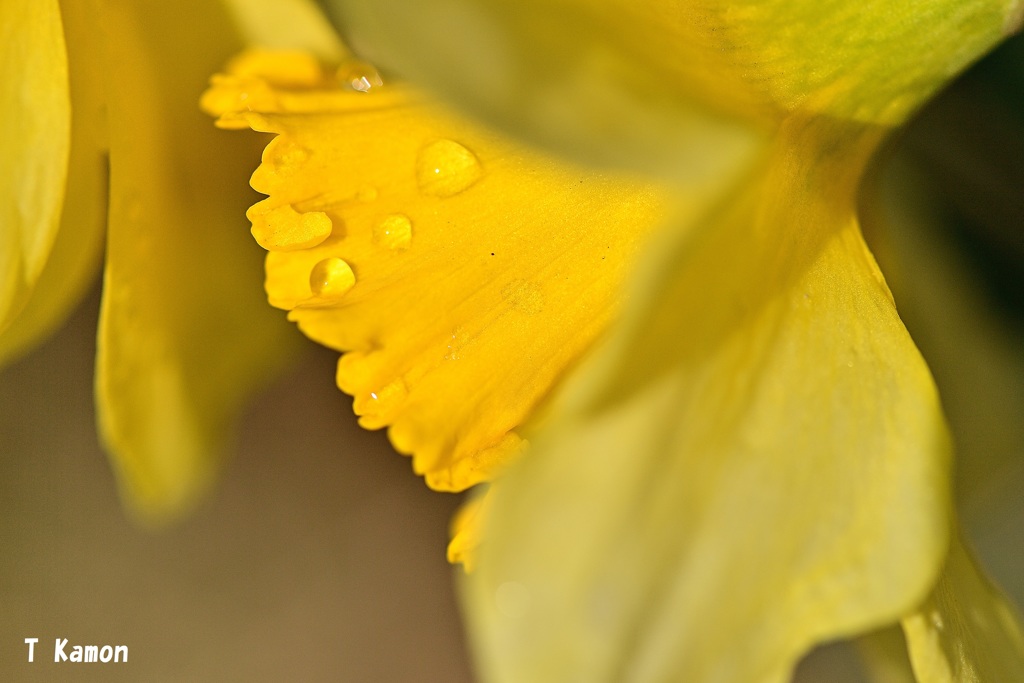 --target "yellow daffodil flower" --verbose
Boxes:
[0,0,344,523]
[205,1,1024,681]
